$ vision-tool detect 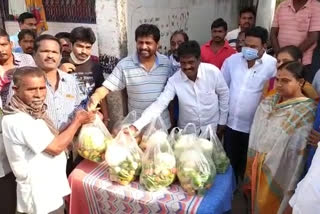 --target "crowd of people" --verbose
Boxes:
[1,0,320,213]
